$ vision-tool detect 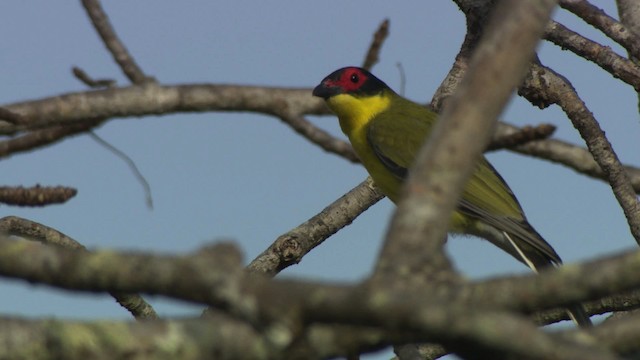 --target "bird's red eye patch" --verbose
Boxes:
[330,67,368,92]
